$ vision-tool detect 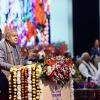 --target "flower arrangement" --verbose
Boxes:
[72,65,86,89]
[42,55,74,87]
[44,42,68,57]
[85,82,97,88]
[27,42,74,88]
